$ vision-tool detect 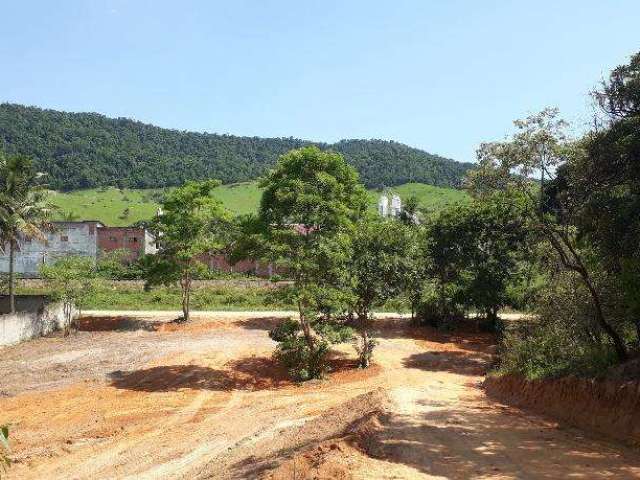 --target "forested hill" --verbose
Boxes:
[0,103,473,191]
